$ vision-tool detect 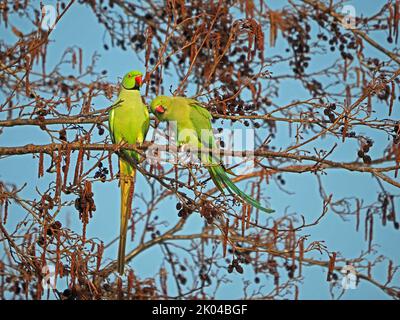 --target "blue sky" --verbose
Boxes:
[0,1,399,299]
